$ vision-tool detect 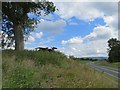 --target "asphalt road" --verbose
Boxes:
[87,62,120,79]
